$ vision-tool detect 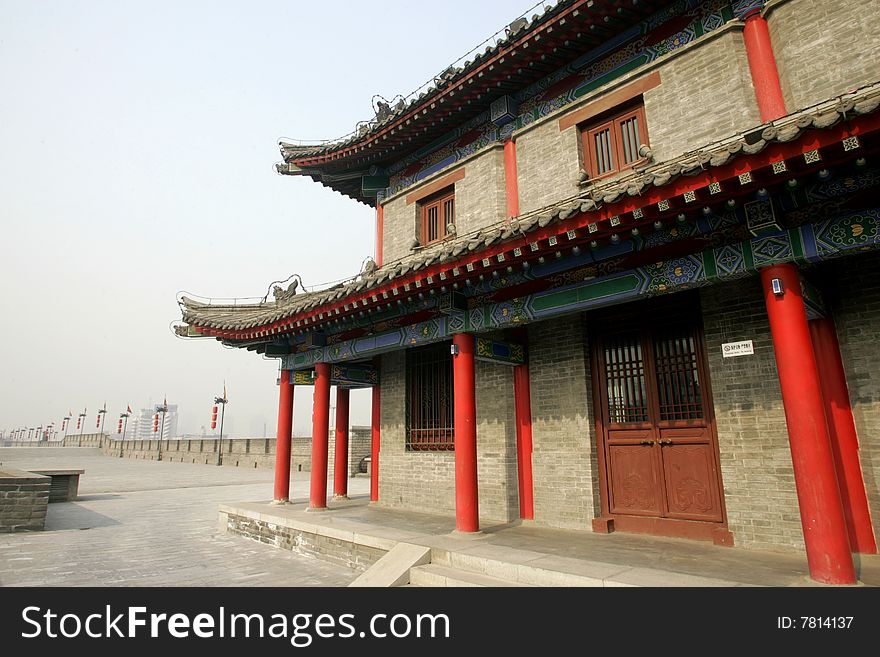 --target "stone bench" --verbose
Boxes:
[28,469,84,503]
[0,468,50,532]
